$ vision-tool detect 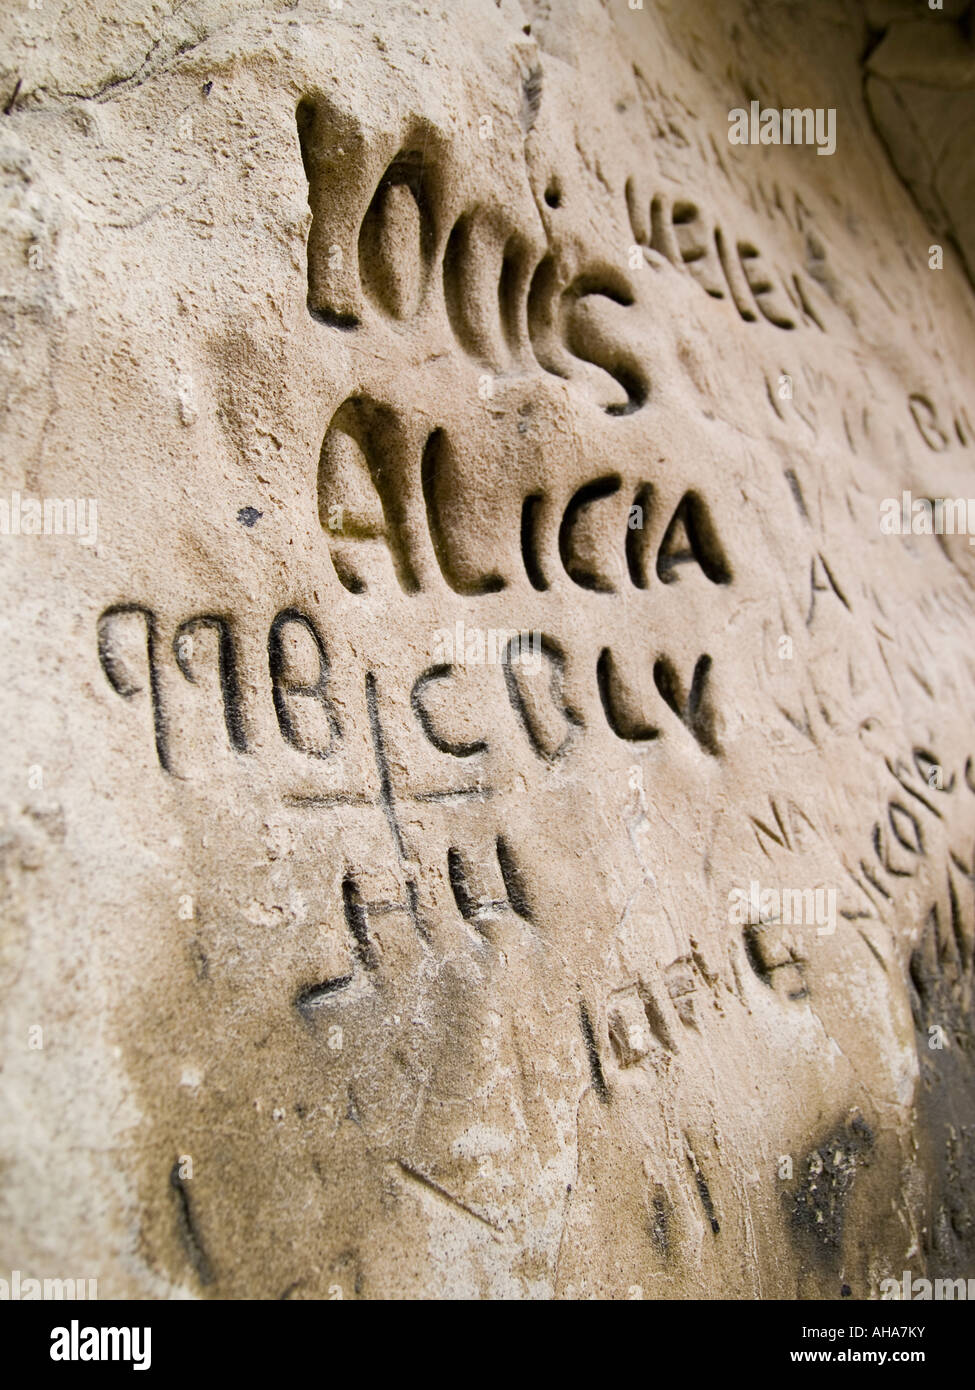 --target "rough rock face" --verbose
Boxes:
[0,0,973,1299]
[864,1,975,290]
